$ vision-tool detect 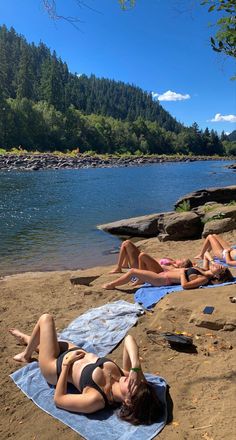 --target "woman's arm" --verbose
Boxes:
[202,251,214,270]
[54,351,104,413]
[54,365,104,413]
[122,335,144,395]
[123,335,141,371]
[180,269,209,289]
